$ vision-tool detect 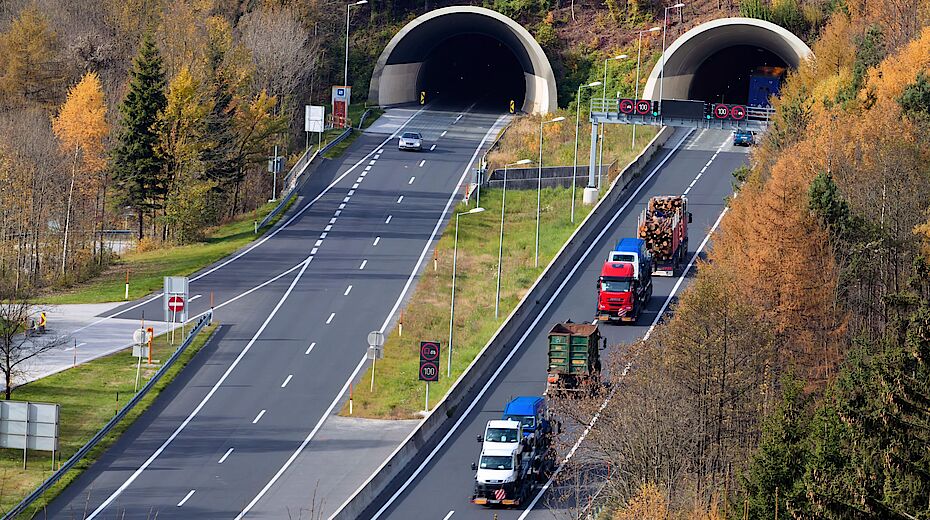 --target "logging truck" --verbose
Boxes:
[638,195,692,277]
